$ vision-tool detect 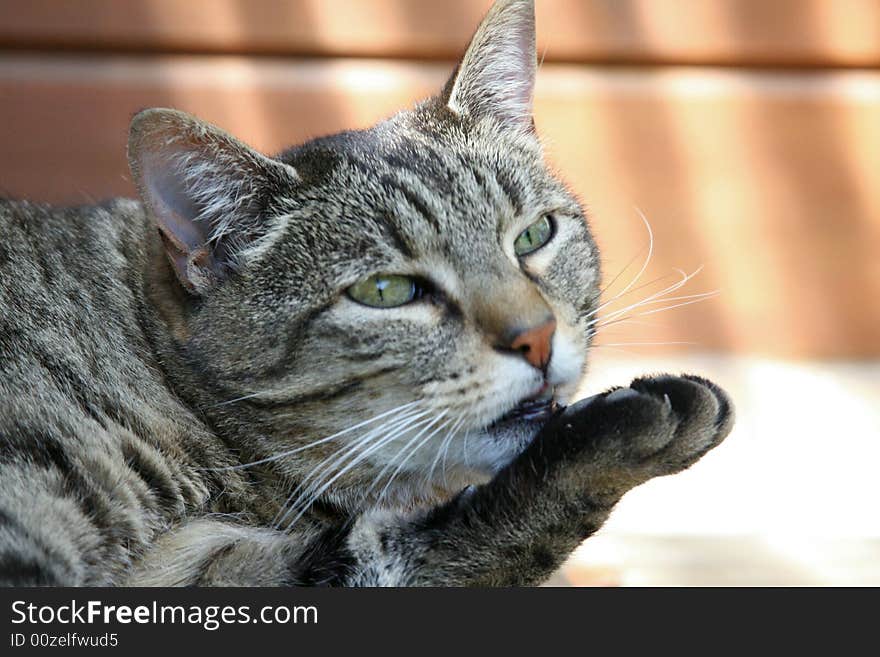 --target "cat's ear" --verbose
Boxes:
[127,108,297,294]
[443,0,536,131]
